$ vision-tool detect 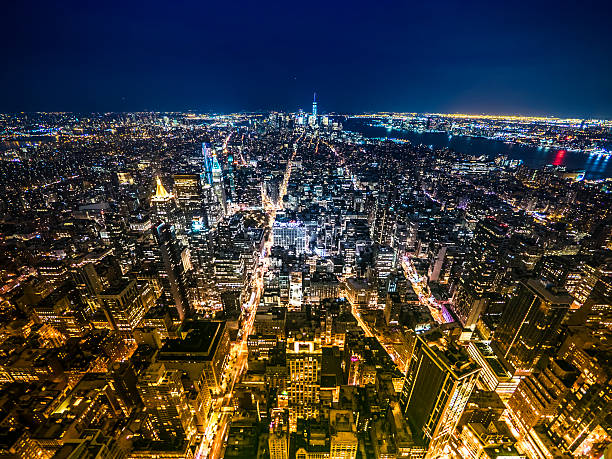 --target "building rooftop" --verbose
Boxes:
[158,320,226,361]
